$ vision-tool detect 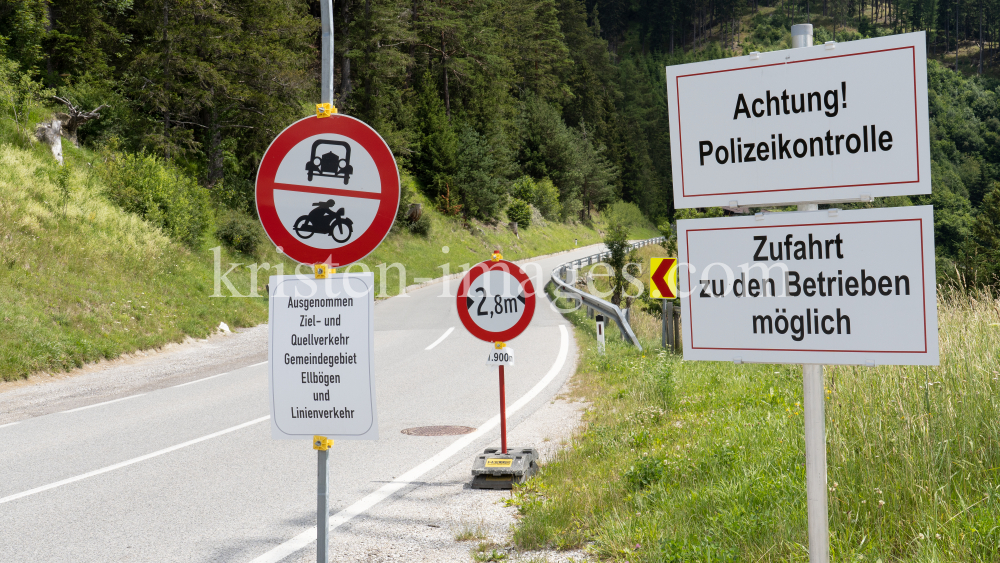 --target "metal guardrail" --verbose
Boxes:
[550,237,666,351]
